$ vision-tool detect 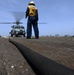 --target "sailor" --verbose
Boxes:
[25,1,39,39]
